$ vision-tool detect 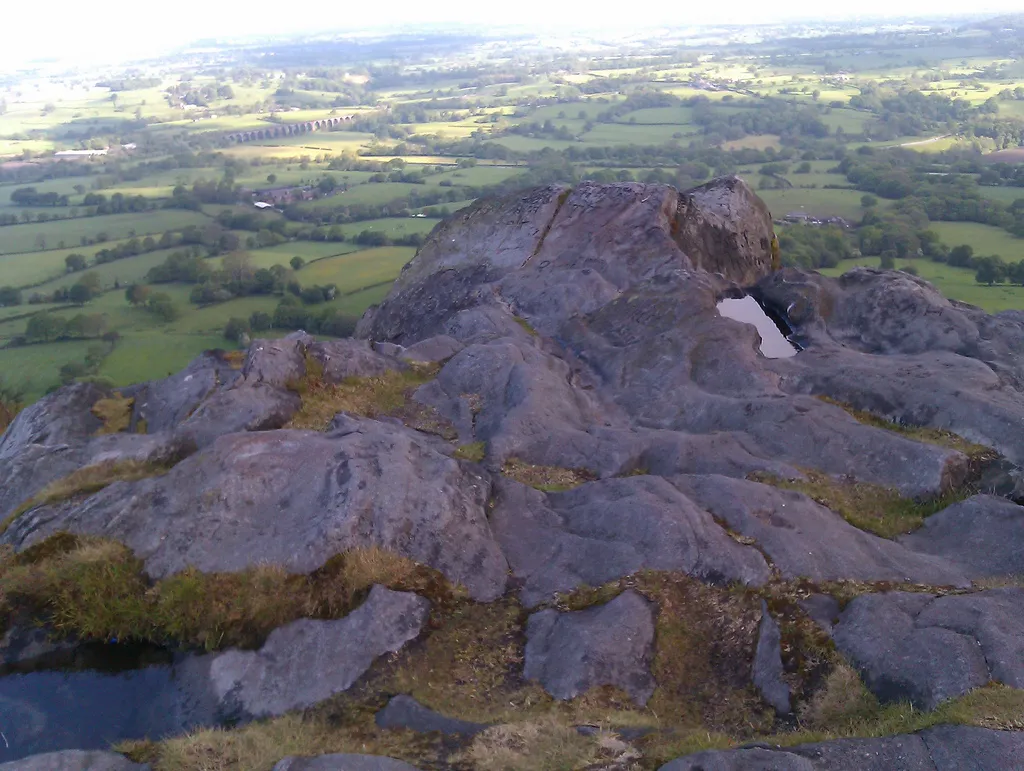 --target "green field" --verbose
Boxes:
[297,246,415,289]
[929,222,1024,260]
[819,257,1024,313]
[0,210,209,254]
[758,188,867,220]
